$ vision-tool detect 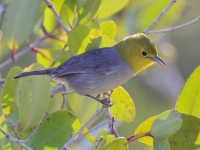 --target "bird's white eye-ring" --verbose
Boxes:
[141,50,148,57]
